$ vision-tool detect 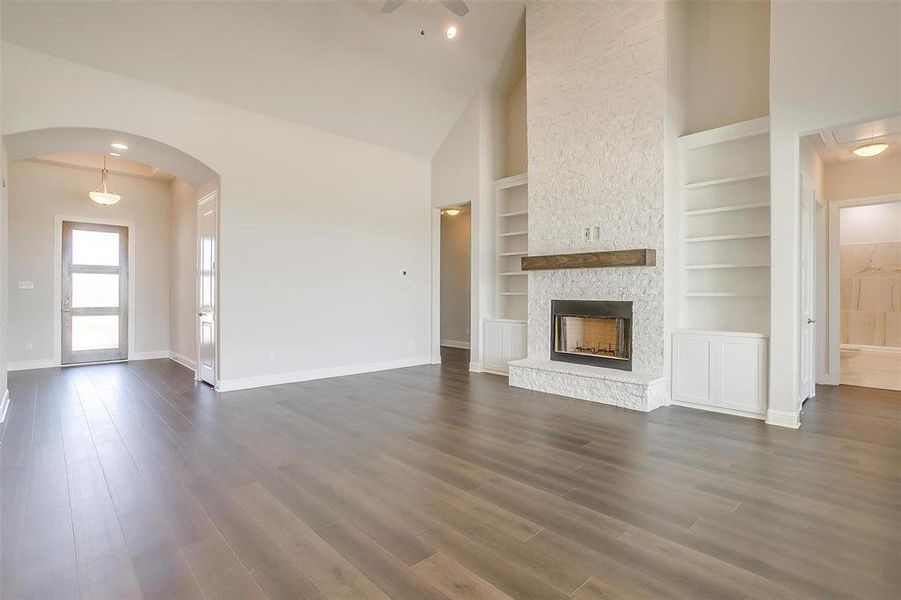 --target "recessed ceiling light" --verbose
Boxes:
[853,142,889,157]
[109,152,121,157]
[446,25,457,39]
[111,142,129,150]
[443,208,461,216]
